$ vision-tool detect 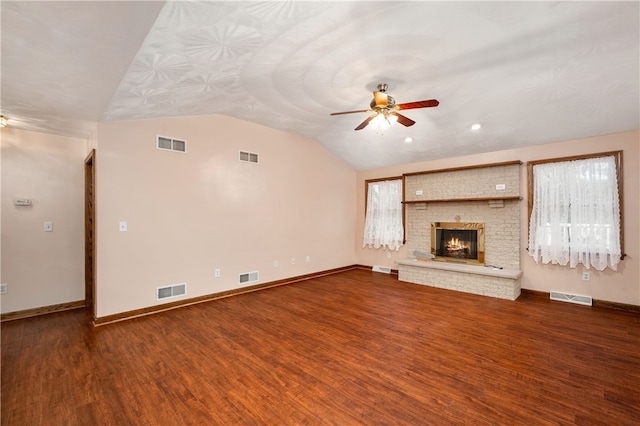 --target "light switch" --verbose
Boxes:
[44,222,53,232]
[119,221,128,232]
